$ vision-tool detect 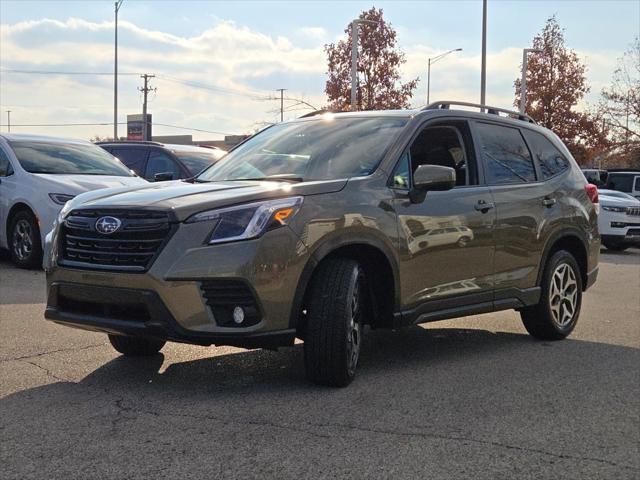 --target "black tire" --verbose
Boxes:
[520,250,583,340]
[9,210,43,269]
[108,334,166,356]
[304,258,366,387]
[603,241,628,252]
